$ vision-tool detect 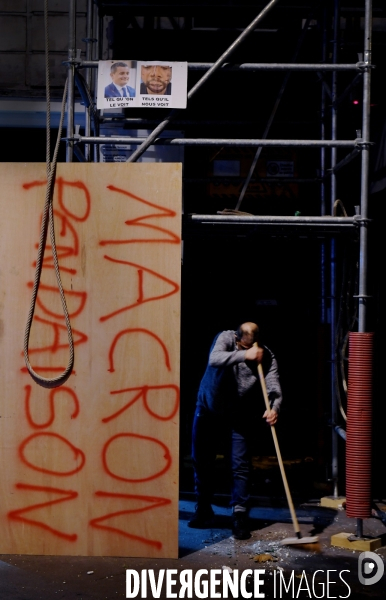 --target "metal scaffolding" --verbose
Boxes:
[65,0,374,539]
